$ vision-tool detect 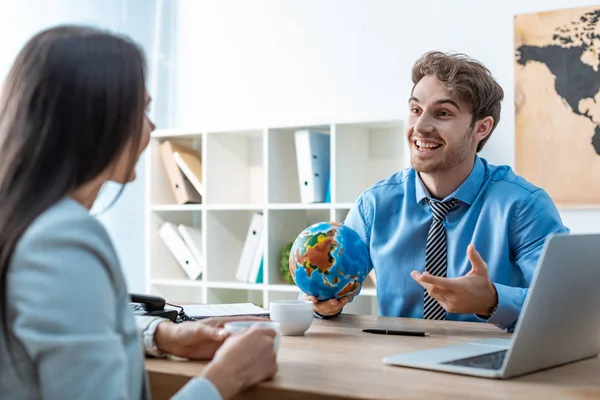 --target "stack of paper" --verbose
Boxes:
[181,303,269,319]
